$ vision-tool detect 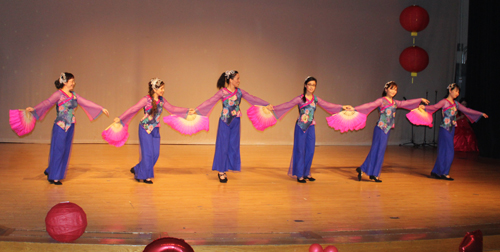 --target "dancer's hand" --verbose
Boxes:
[419,104,426,110]
[188,108,196,115]
[25,107,34,112]
[266,104,274,111]
[114,117,121,123]
[102,108,109,116]
[483,113,489,118]
[421,98,430,105]
[343,105,354,111]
